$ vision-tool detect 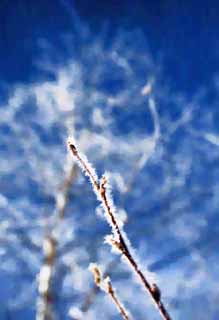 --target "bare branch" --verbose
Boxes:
[89,264,131,320]
[68,140,172,320]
